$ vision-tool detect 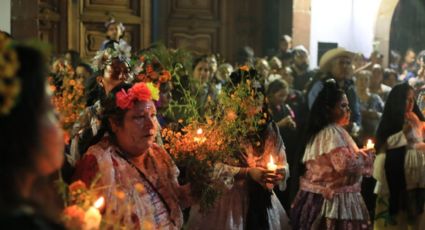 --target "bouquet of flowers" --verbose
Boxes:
[132,52,172,86]
[49,66,86,144]
[58,176,150,230]
[162,121,228,211]
[57,177,104,230]
[162,66,270,211]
